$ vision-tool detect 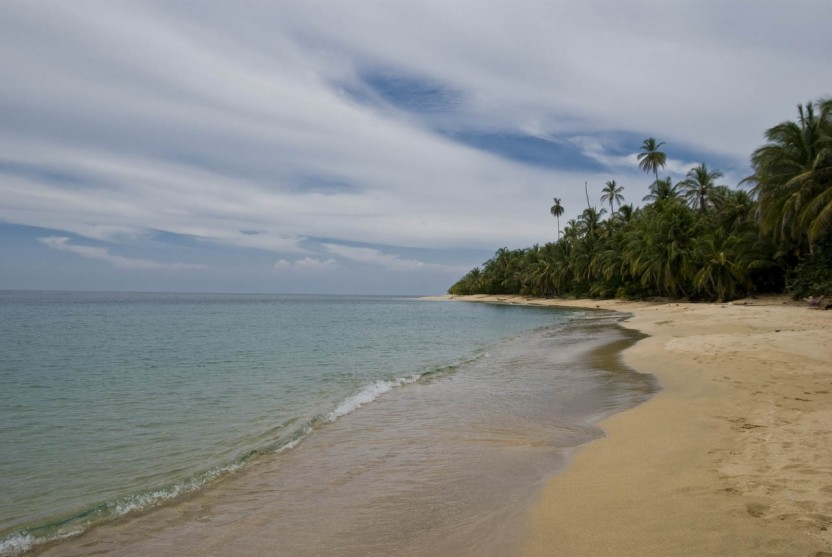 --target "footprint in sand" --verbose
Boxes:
[746,502,770,517]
